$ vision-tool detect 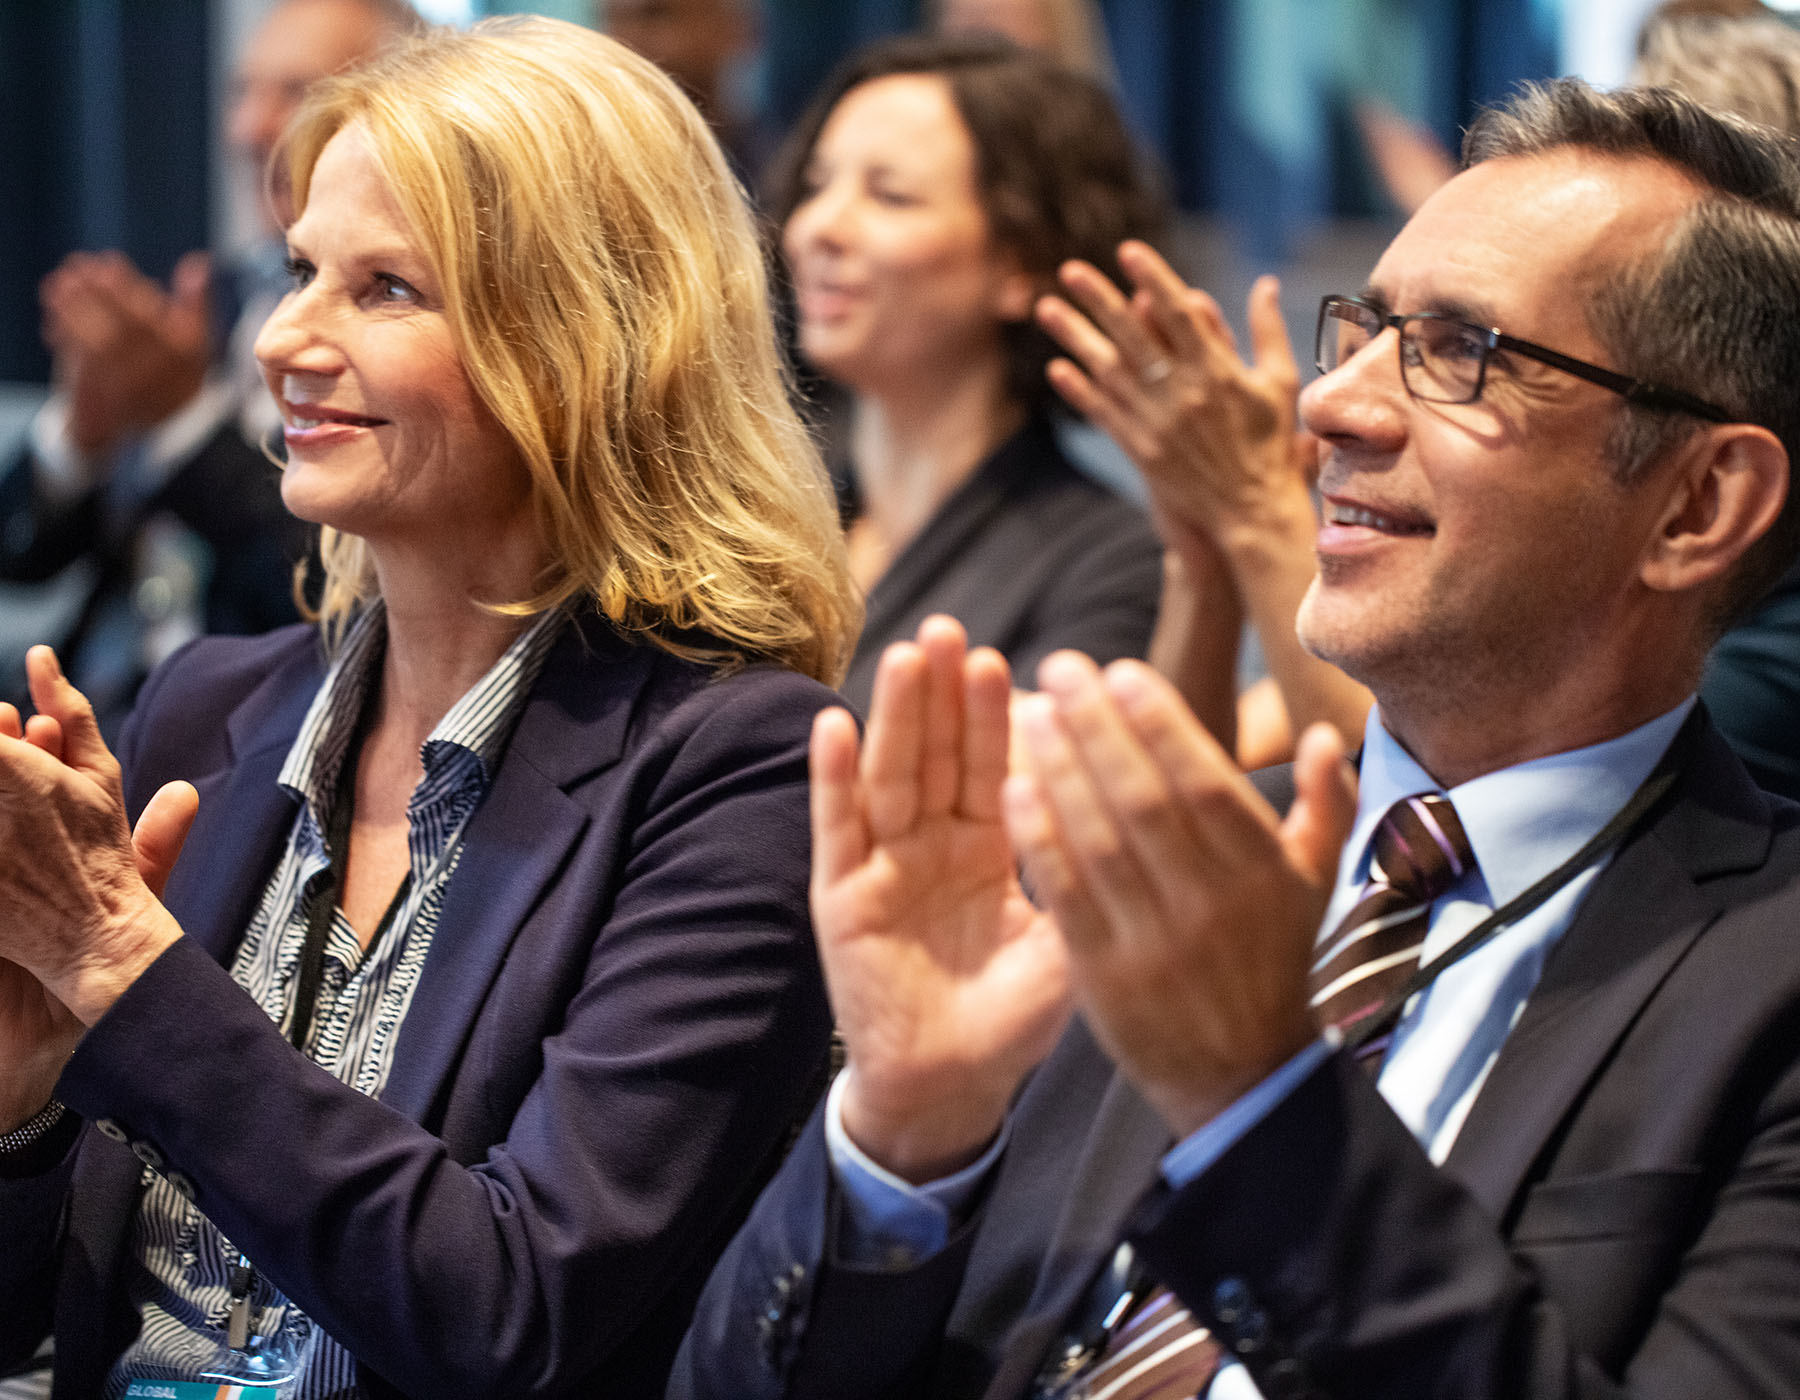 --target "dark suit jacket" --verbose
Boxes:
[671,715,1800,1400]
[0,617,835,1399]
[838,417,1162,714]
